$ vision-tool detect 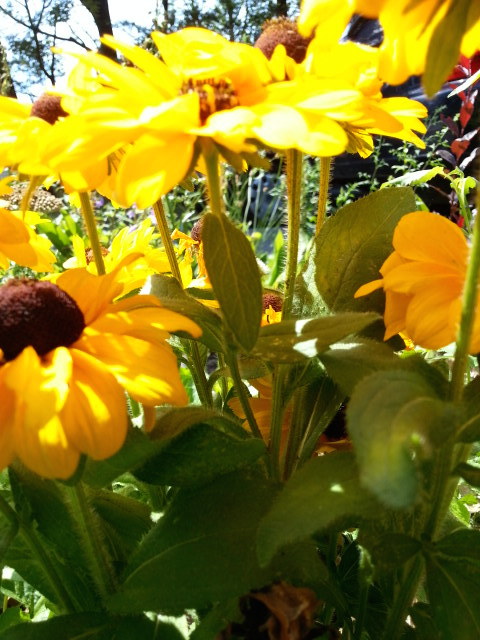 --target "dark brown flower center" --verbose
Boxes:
[190,217,205,244]
[85,246,109,265]
[255,17,312,63]
[180,78,239,124]
[262,292,283,312]
[0,279,85,362]
[30,94,68,125]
